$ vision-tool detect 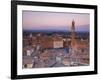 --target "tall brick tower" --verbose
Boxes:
[71,20,76,50]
